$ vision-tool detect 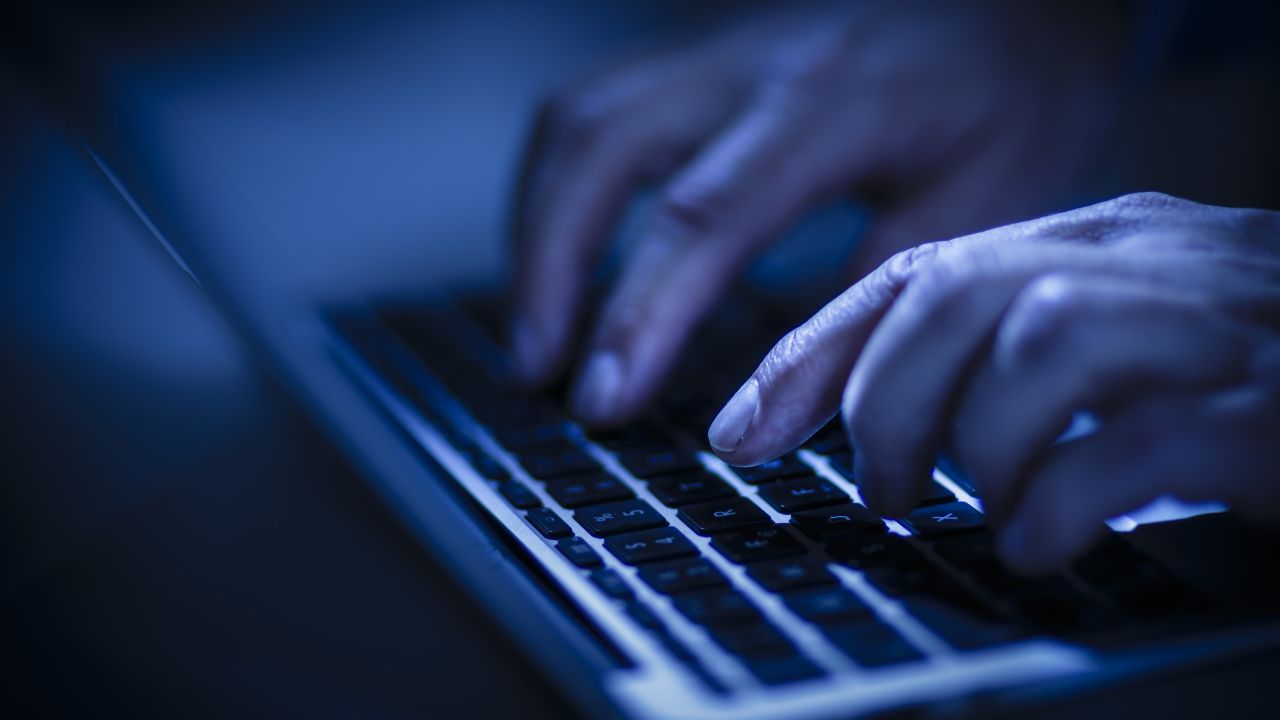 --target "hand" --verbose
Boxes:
[707,192,1280,573]
[509,1,1130,425]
